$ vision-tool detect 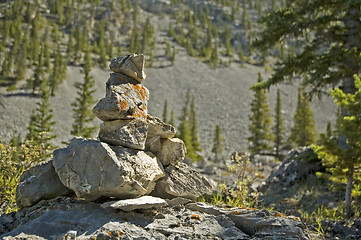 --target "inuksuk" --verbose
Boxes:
[16,54,212,208]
